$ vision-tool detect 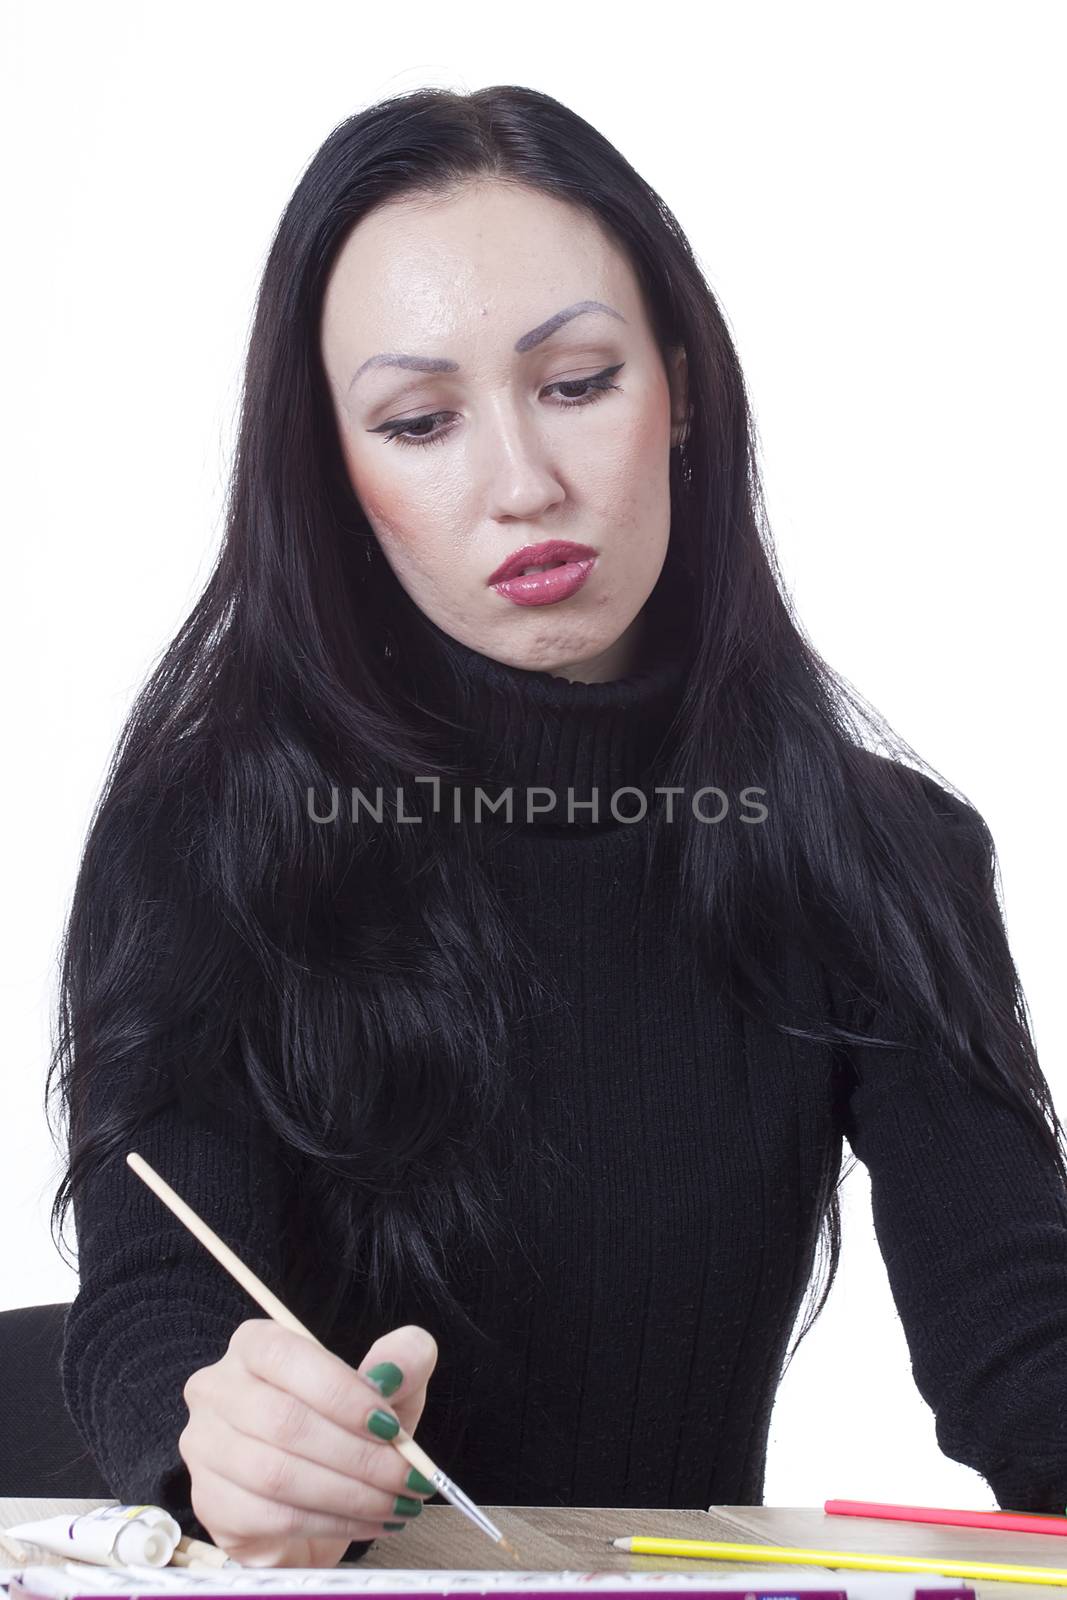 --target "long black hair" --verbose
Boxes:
[46,84,1065,1368]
